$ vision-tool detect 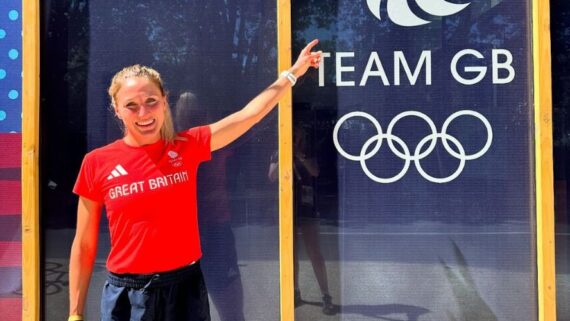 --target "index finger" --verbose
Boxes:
[301,39,319,54]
